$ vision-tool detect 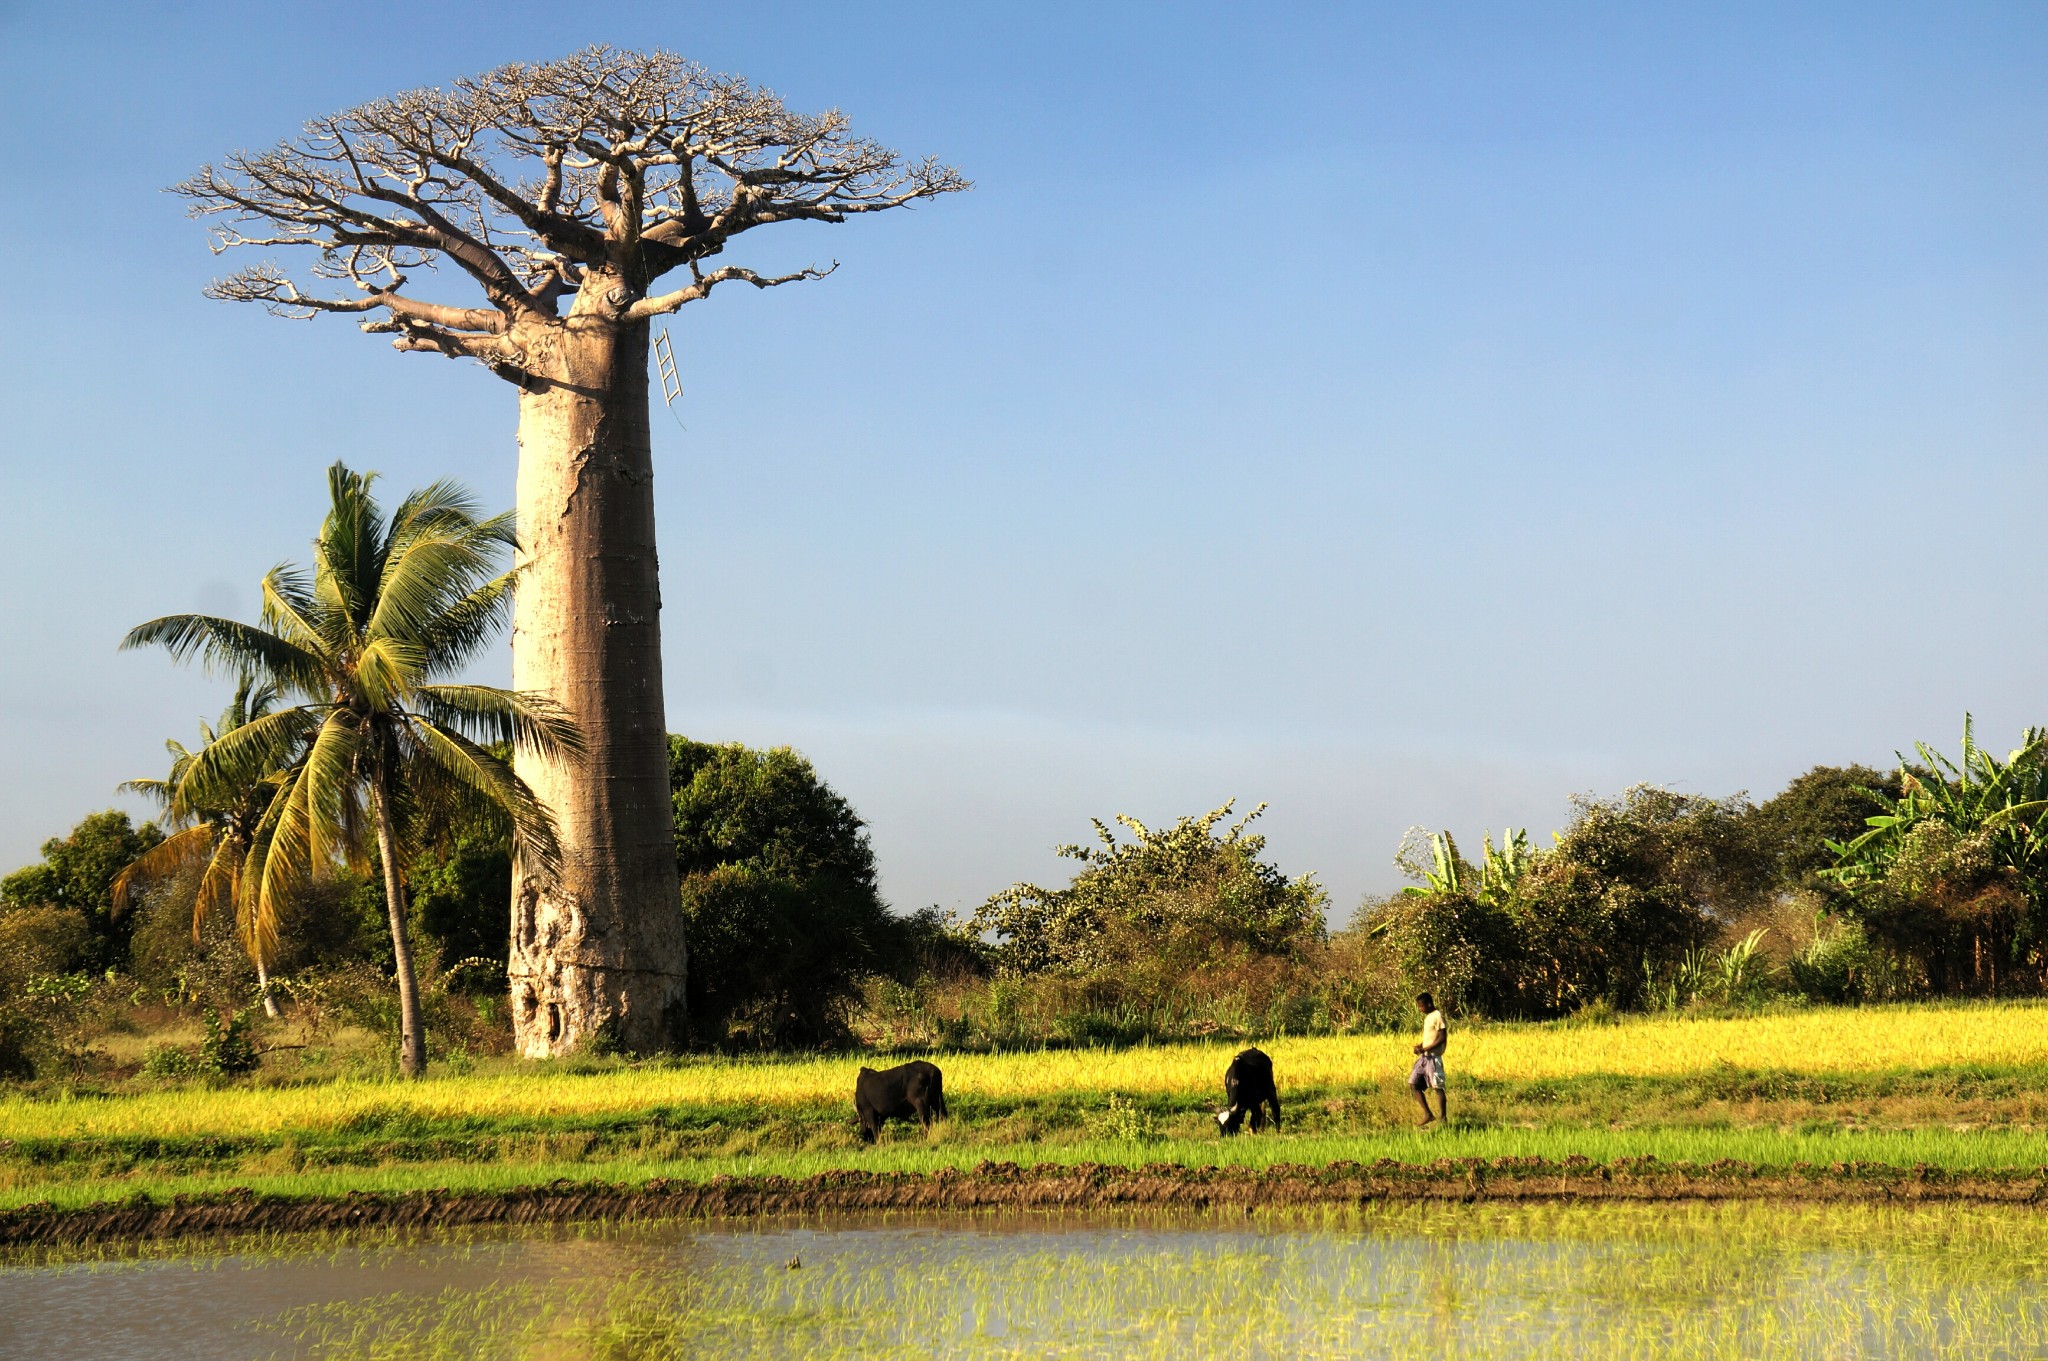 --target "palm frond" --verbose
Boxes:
[260,565,335,658]
[247,760,316,950]
[192,840,242,945]
[368,530,508,645]
[387,483,515,573]
[415,570,519,676]
[183,706,324,812]
[405,717,564,885]
[353,635,429,710]
[110,824,220,915]
[220,674,282,732]
[121,614,325,694]
[414,684,584,761]
[316,462,390,635]
[296,711,366,872]
[118,775,176,809]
